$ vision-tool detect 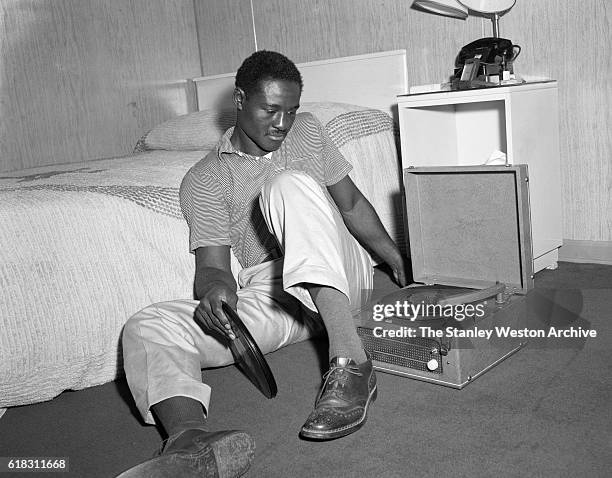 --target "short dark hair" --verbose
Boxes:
[235,50,303,97]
